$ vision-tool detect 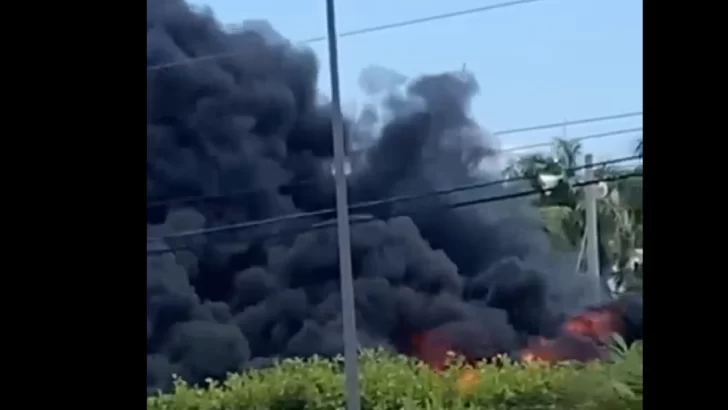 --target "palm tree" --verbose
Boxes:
[505,138,584,246]
[593,164,643,292]
[552,137,583,179]
[504,138,643,294]
[504,138,582,208]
